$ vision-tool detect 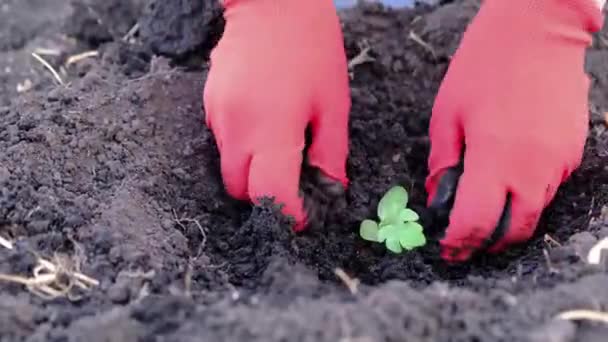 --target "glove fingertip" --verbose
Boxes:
[282,198,308,232]
[248,150,308,231]
[306,155,348,187]
[219,149,251,201]
[250,188,307,231]
[292,214,308,232]
[440,237,475,263]
[436,171,507,262]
